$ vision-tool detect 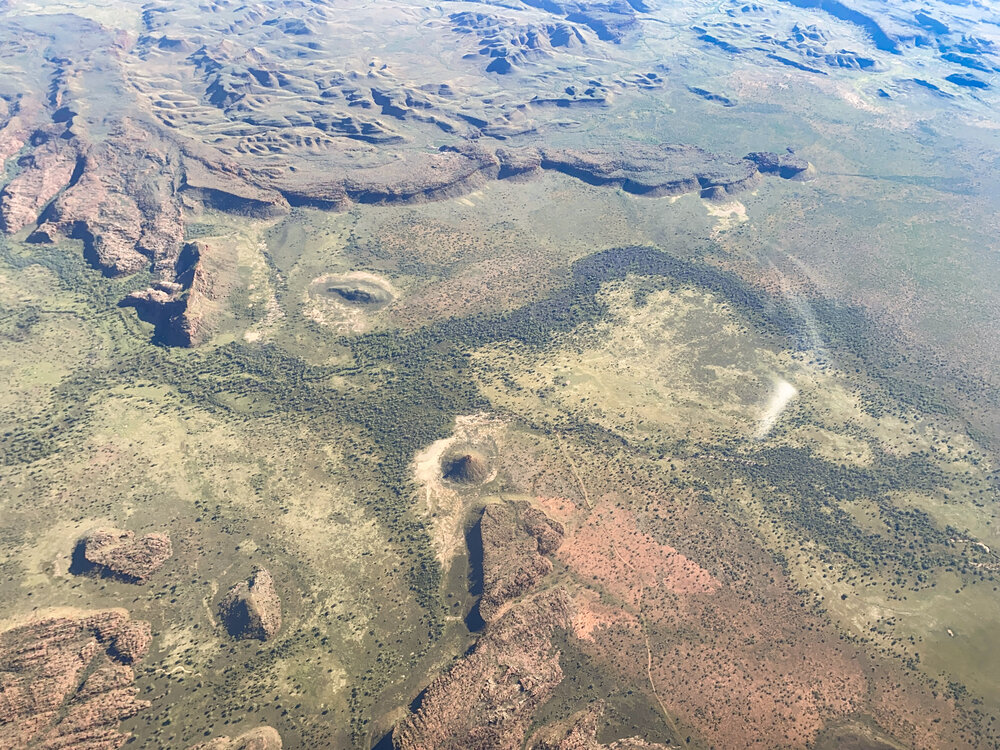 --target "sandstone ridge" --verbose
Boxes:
[0,610,153,749]
[478,500,565,621]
